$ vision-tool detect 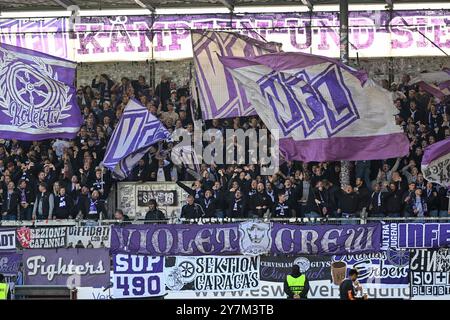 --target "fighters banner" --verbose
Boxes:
[112,254,165,299]
[16,226,67,249]
[381,222,450,250]
[67,226,111,248]
[165,256,259,292]
[410,249,450,300]
[0,252,22,276]
[111,222,381,256]
[22,248,110,287]
[0,43,82,140]
[0,229,16,251]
